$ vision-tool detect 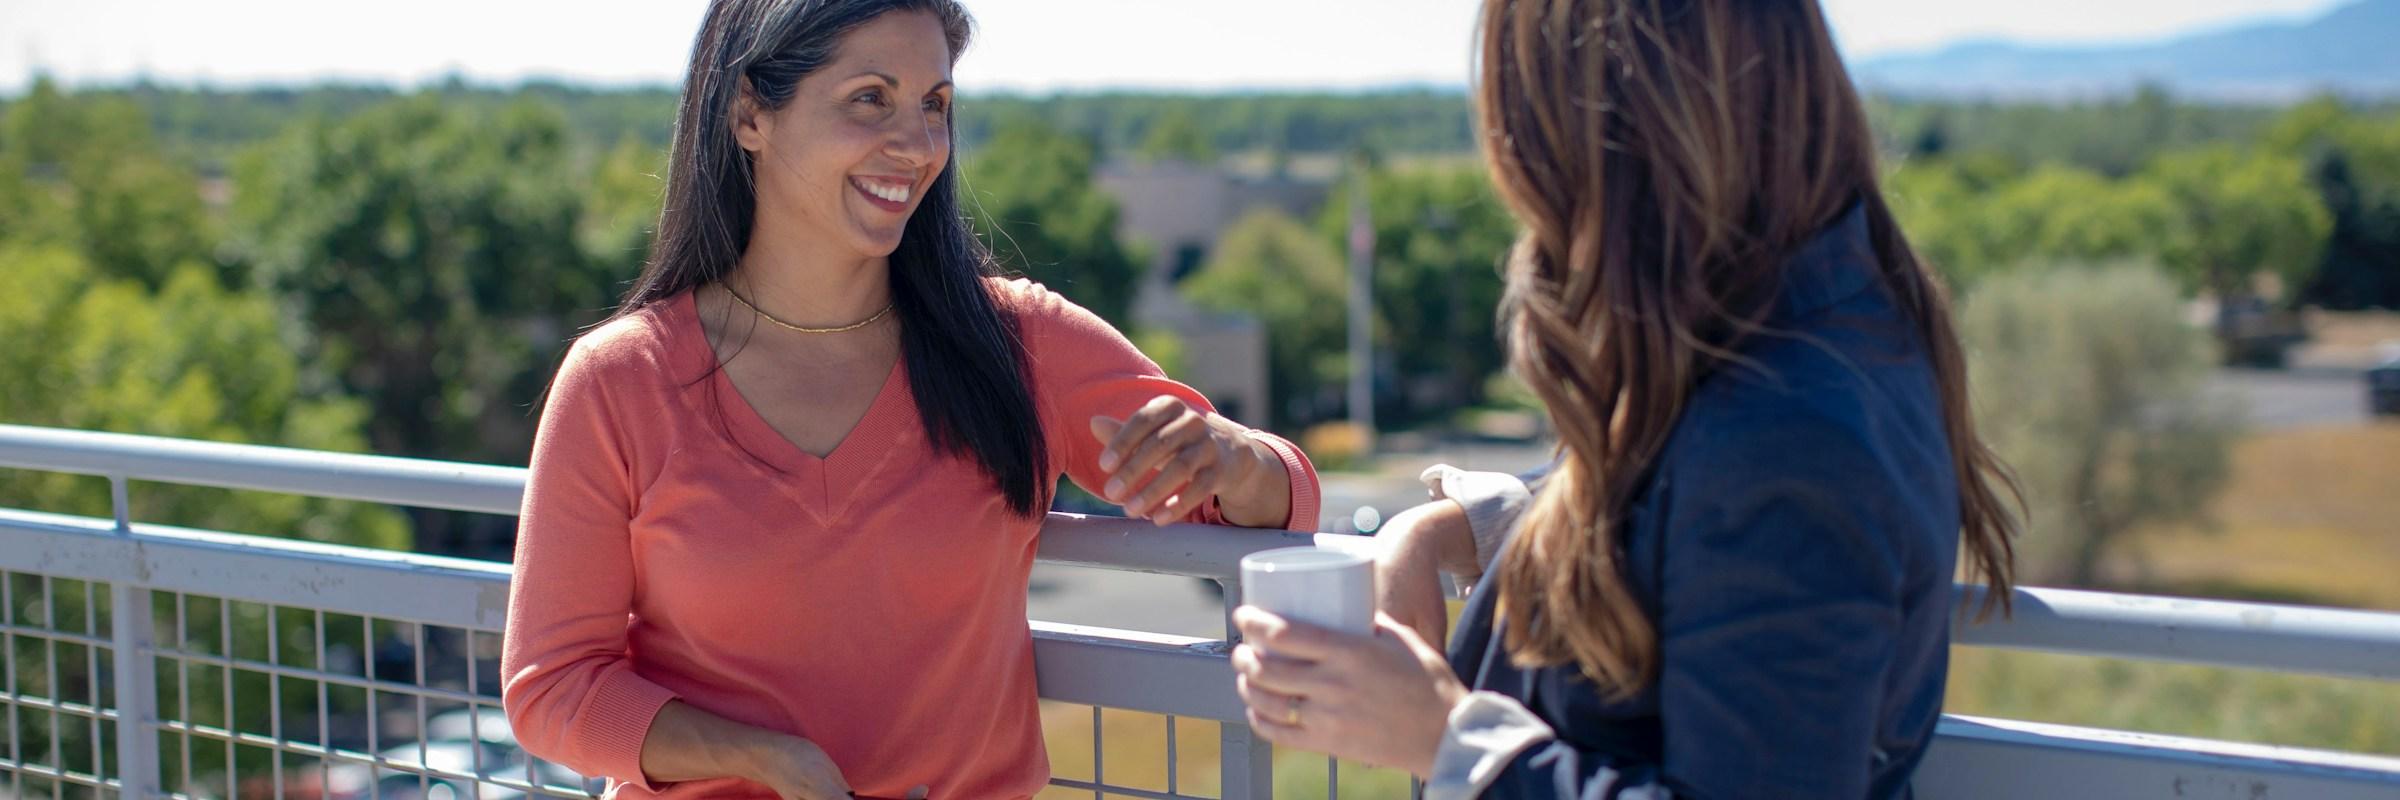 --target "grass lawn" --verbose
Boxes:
[1953,422,2400,756]
[2099,422,2400,610]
